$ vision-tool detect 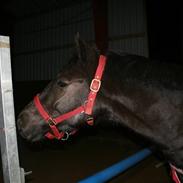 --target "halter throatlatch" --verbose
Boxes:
[34,55,107,140]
